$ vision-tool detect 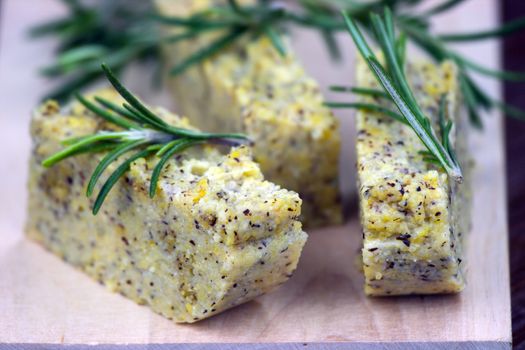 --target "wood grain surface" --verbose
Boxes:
[0,0,513,348]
